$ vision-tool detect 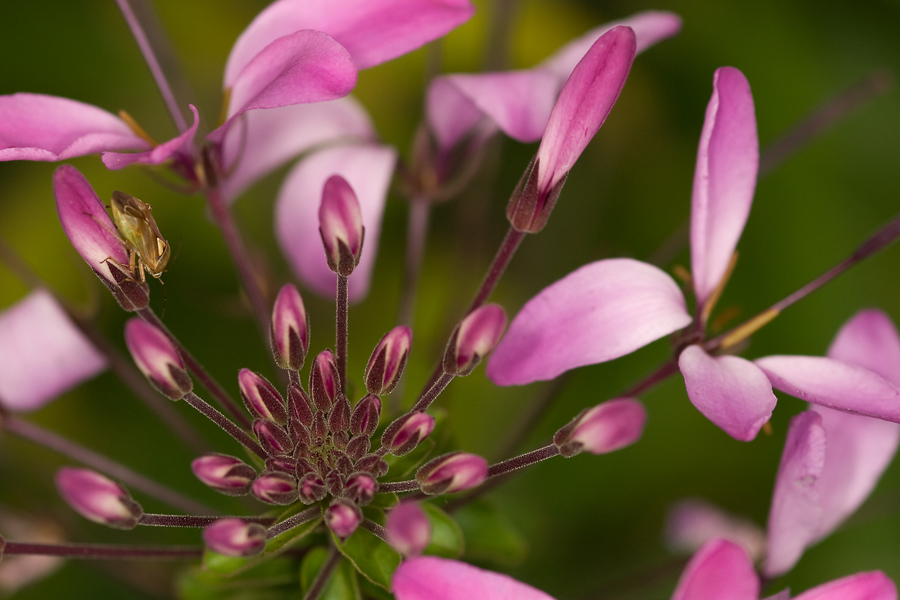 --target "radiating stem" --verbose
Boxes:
[182,392,266,459]
[379,480,422,493]
[303,543,342,600]
[360,519,388,542]
[621,360,681,398]
[398,197,431,327]
[139,514,274,528]
[492,374,572,460]
[335,274,349,392]
[266,507,321,539]
[411,372,455,412]
[3,541,202,560]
